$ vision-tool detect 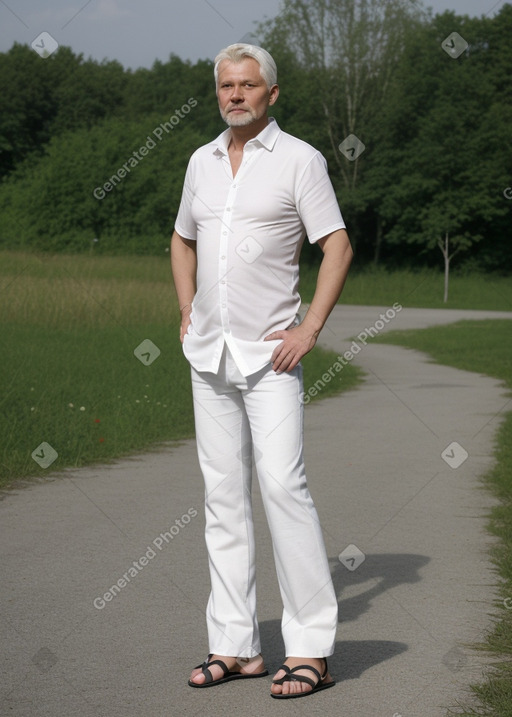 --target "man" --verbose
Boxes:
[171,43,353,699]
